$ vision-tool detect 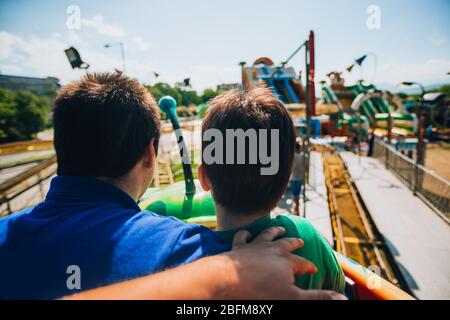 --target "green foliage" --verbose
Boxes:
[197,103,209,119]
[428,84,450,96]
[179,90,201,106]
[145,82,182,105]
[396,92,408,99]
[145,82,222,111]
[398,84,450,102]
[0,87,51,143]
[201,88,221,103]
